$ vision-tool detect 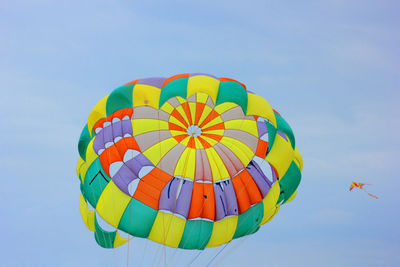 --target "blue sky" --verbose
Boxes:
[1,0,399,266]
